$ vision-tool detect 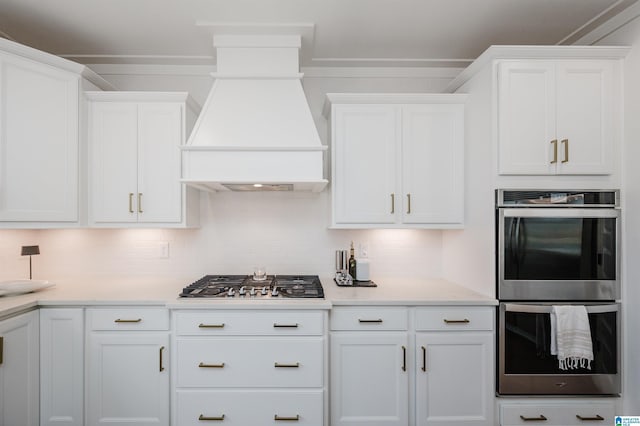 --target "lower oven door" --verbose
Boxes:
[498,302,620,396]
